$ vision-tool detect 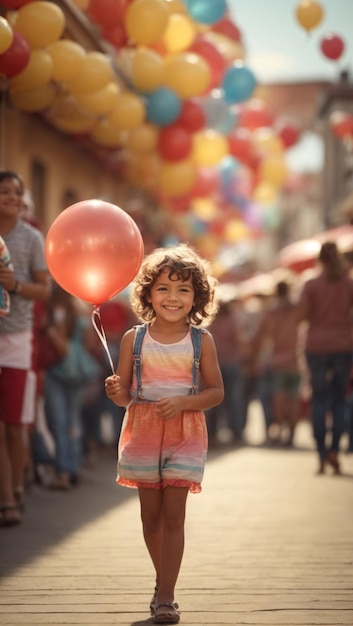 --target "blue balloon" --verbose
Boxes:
[184,0,227,25]
[219,155,239,188]
[146,88,181,127]
[222,63,257,104]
